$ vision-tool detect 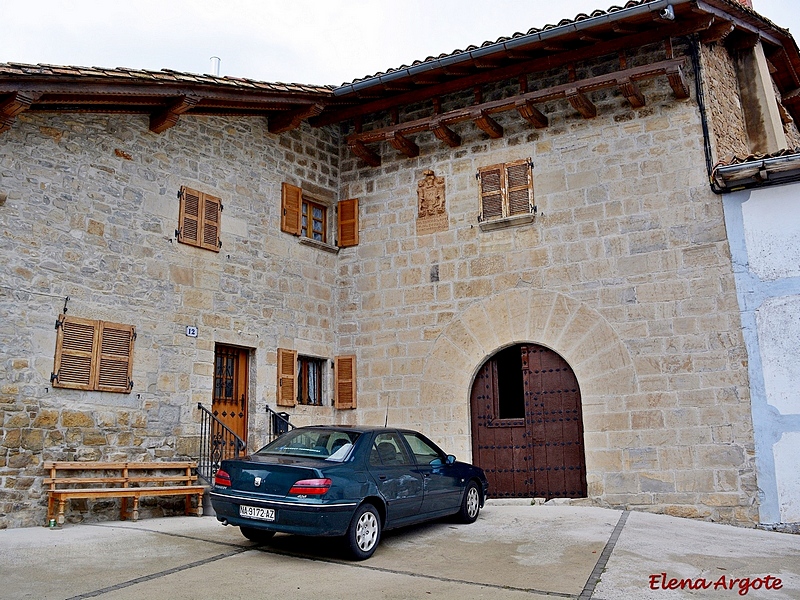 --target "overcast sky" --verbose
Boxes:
[1,1,797,87]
